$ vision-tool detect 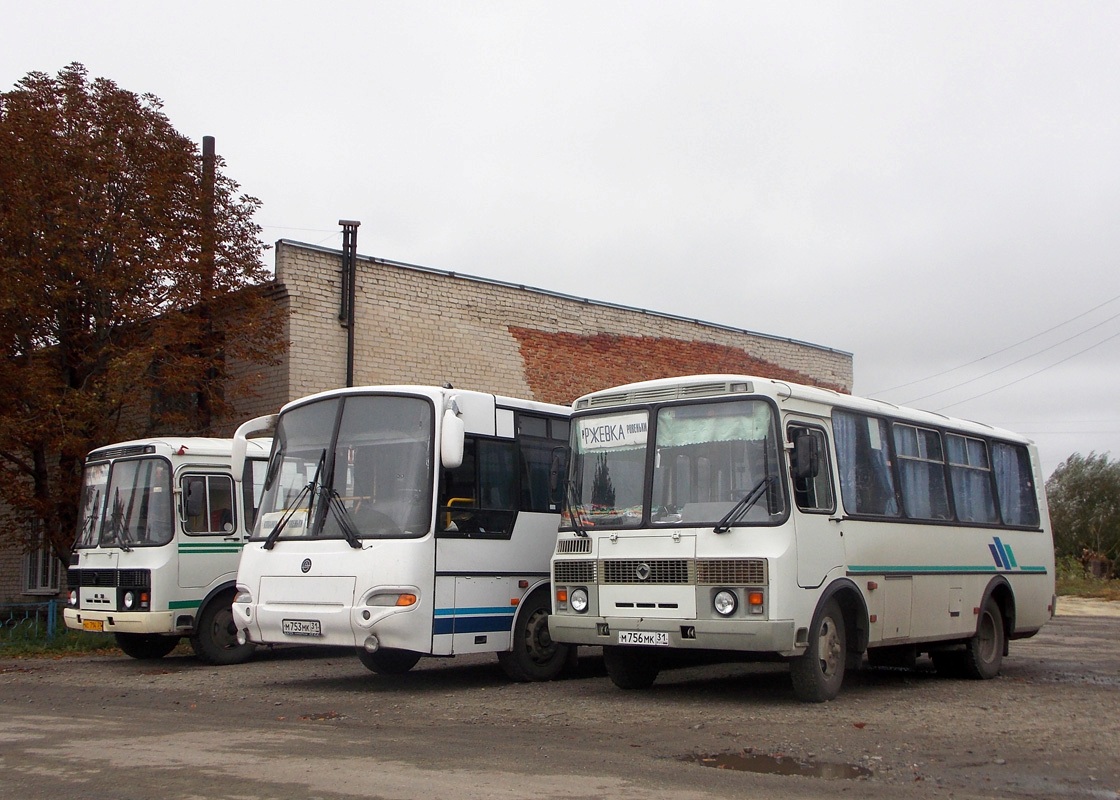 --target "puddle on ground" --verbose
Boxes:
[685,751,872,780]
